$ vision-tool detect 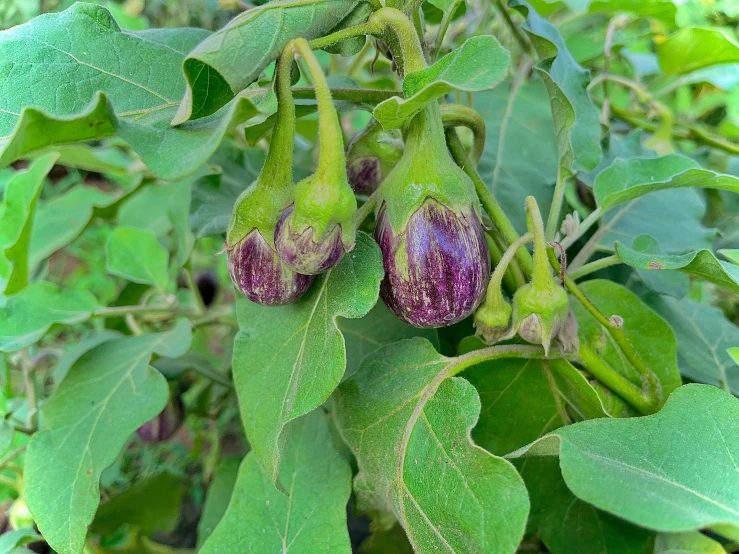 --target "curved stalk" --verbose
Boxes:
[440,104,486,166]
